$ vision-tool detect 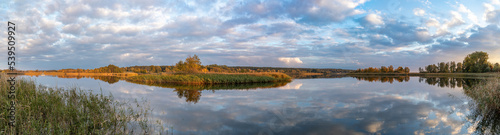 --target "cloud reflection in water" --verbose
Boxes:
[26,76,475,134]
